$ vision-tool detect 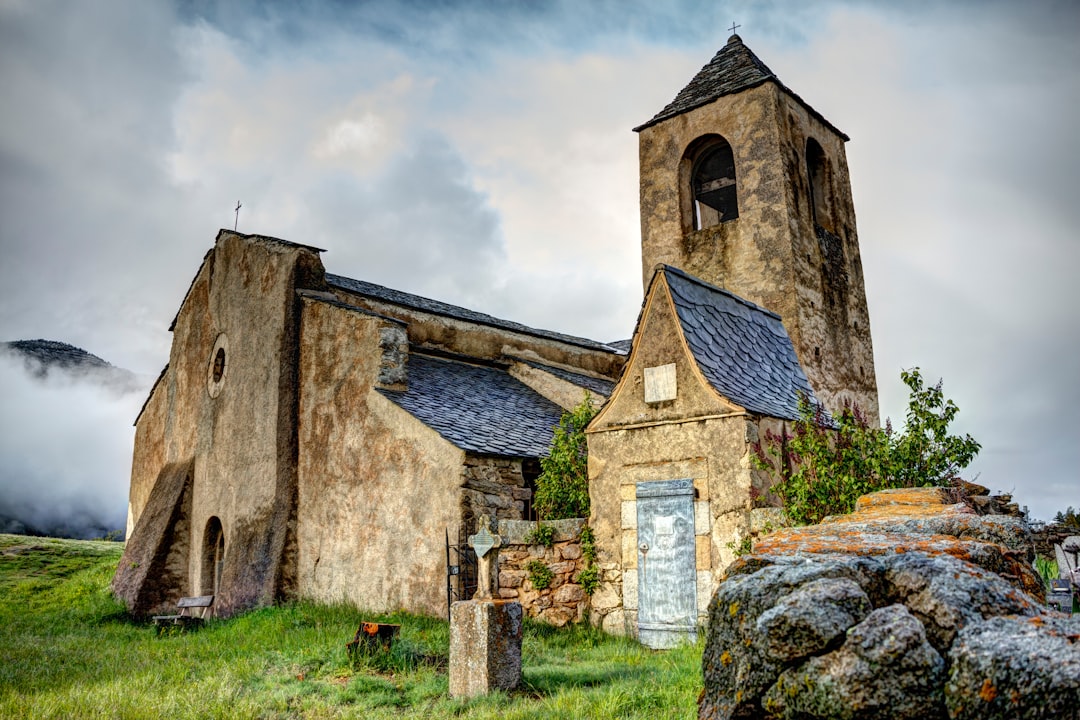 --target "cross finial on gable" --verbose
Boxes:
[729,21,741,35]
